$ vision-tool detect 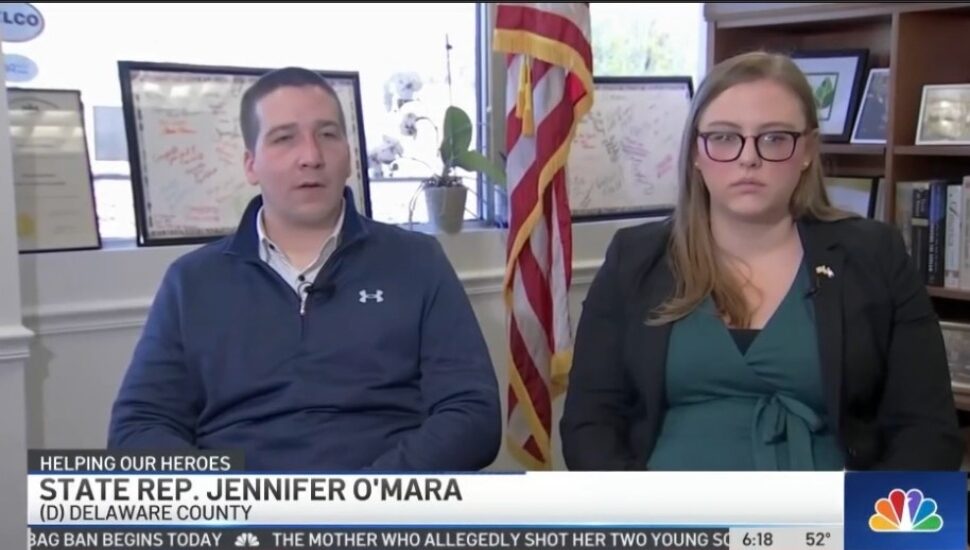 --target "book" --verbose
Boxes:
[912,186,930,284]
[927,180,949,287]
[944,182,963,288]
